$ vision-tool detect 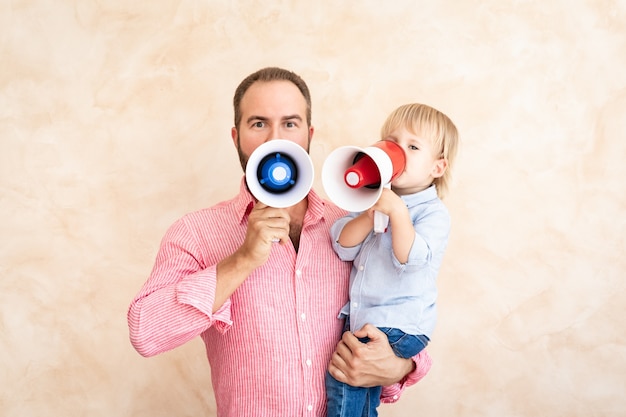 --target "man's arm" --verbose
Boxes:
[213,203,291,312]
[128,203,291,356]
[127,219,228,357]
